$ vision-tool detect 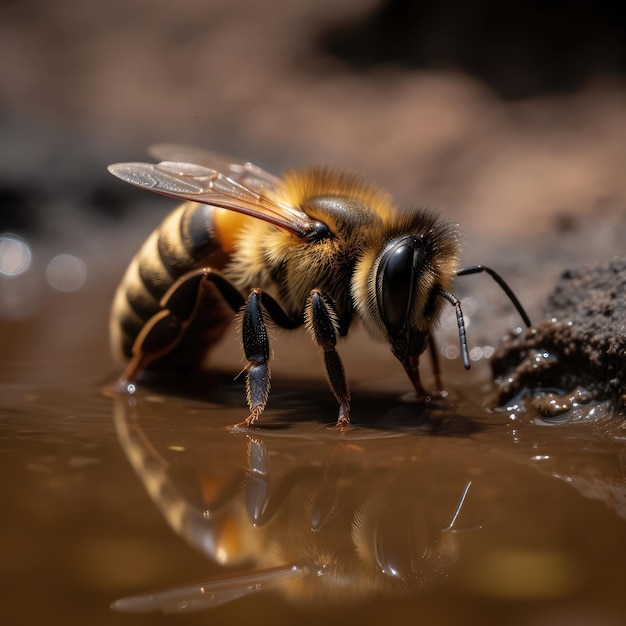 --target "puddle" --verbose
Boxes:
[1,235,626,626]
